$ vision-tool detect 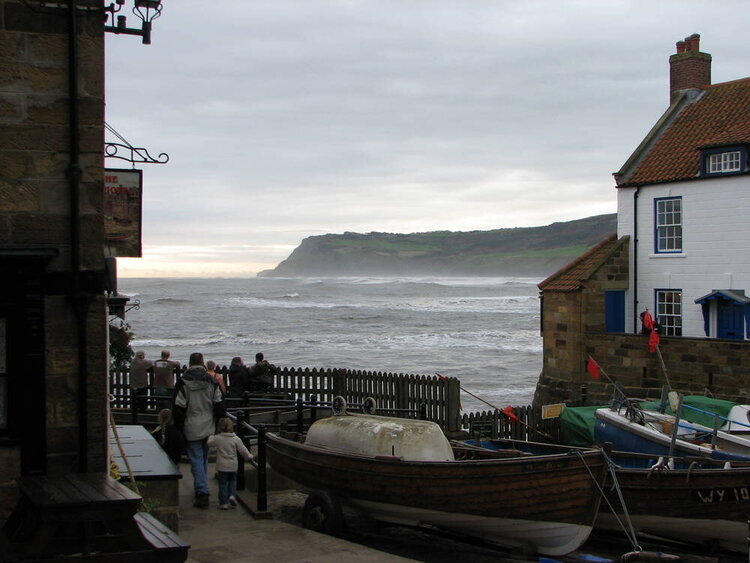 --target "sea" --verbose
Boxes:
[119,276,543,413]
